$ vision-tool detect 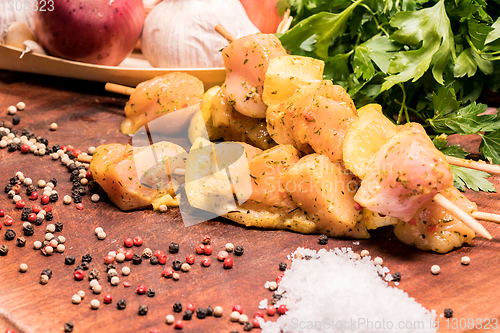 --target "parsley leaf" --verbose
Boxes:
[480,130,500,164]
[451,165,497,192]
